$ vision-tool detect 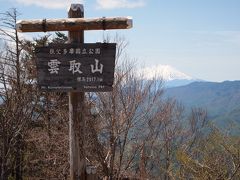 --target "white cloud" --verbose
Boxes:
[96,0,145,9]
[15,0,84,9]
